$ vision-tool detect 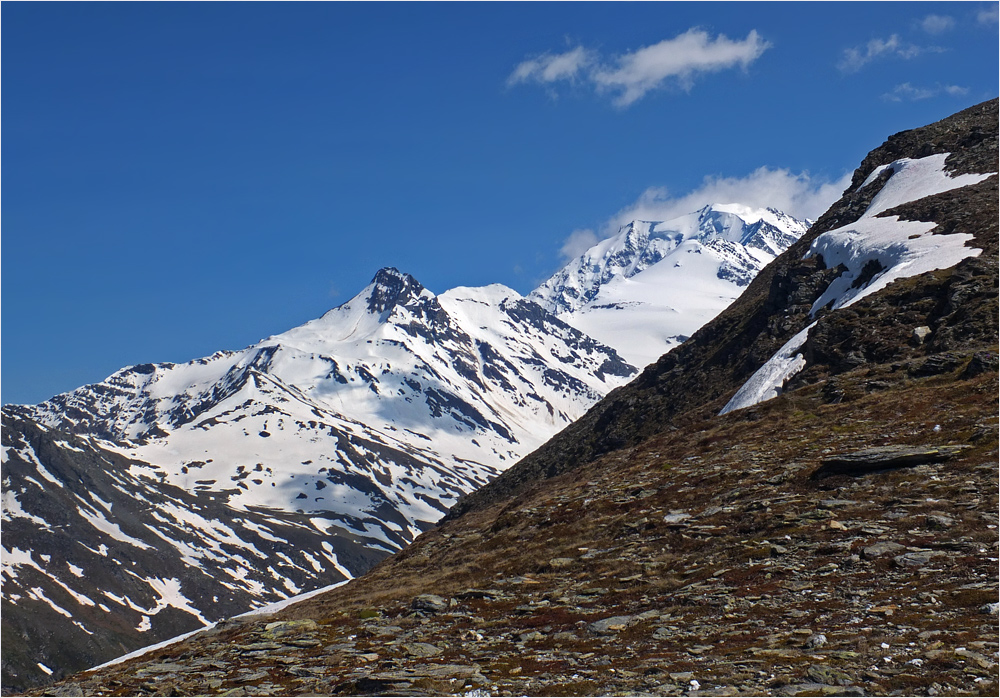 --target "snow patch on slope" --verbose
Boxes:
[807,154,994,315]
[722,153,996,415]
